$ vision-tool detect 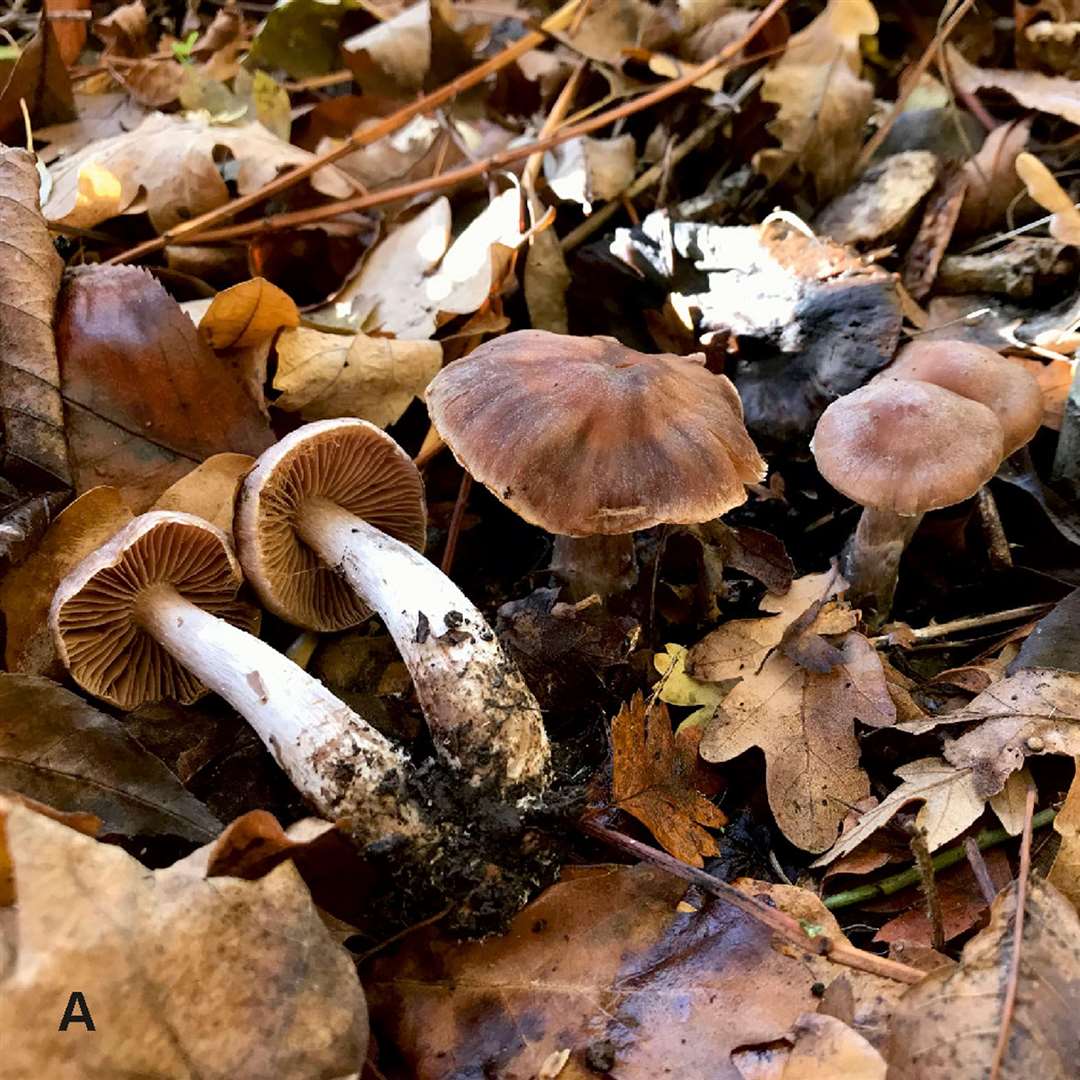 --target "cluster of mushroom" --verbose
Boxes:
[51,419,550,867]
[812,339,1043,622]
